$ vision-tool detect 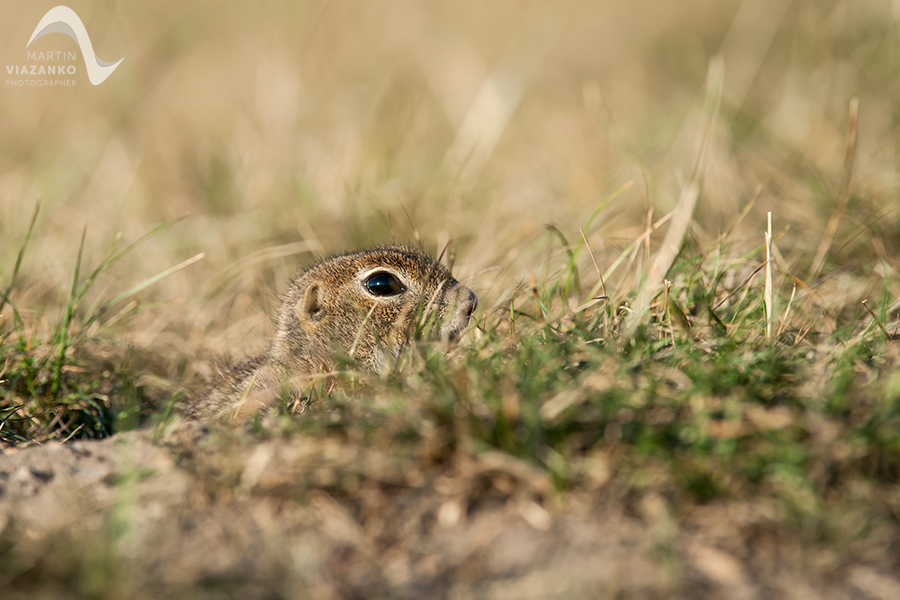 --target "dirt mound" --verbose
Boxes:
[2,431,896,599]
